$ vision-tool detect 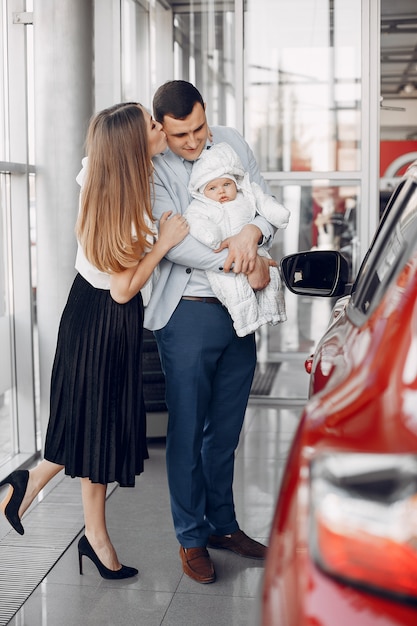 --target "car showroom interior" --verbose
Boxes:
[1,1,417,624]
